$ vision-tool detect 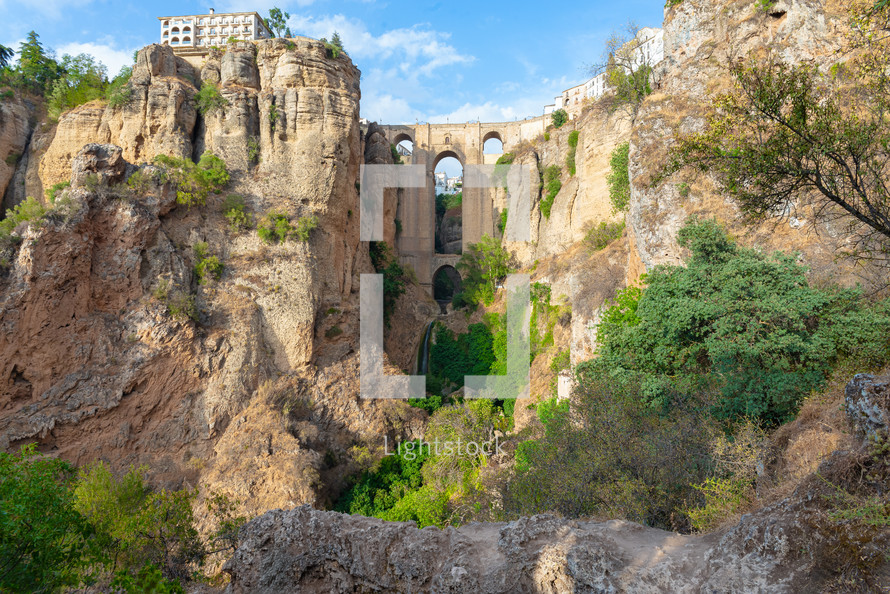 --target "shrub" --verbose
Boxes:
[106,66,133,108]
[390,143,403,164]
[153,279,199,322]
[456,234,513,306]
[126,169,155,194]
[595,218,890,425]
[195,82,228,115]
[193,241,223,285]
[551,109,568,129]
[503,373,714,529]
[325,325,343,339]
[257,210,286,243]
[73,462,204,584]
[222,194,252,231]
[294,214,318,241]
[498,208,508,235]
[45,180,70,204]
[0,444,94,592]
[0,196,46,240]
[566,130,579,176]
[583,220,625,252]
[247,135,261,164]
[153,152,229,207]
[5,152,21,166]
[607,142,630,212]
[268,104,279,130]
[46,53,106,120]
[540,165,561,218]
[369,241,406,325]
